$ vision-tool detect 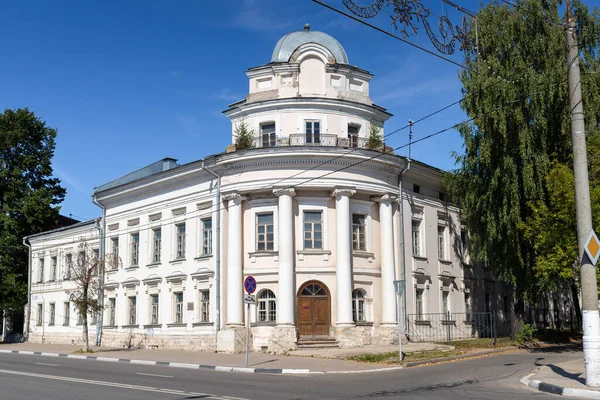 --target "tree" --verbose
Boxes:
[366,121,384,150]
[1,108,66,315]
[444,1,600,306]
[67,240,117,352]
[234,120,255,150]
